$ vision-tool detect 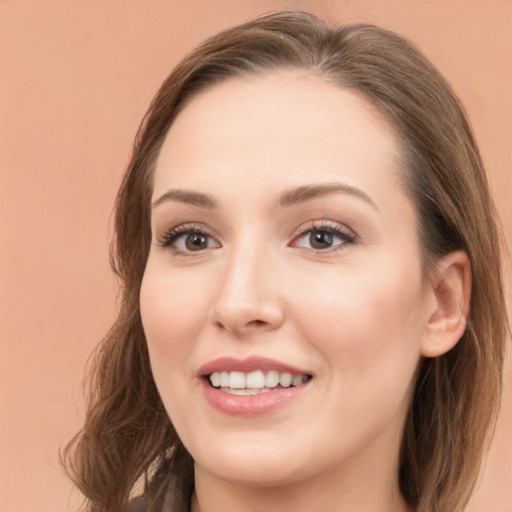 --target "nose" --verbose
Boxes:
[209,243,285,336]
